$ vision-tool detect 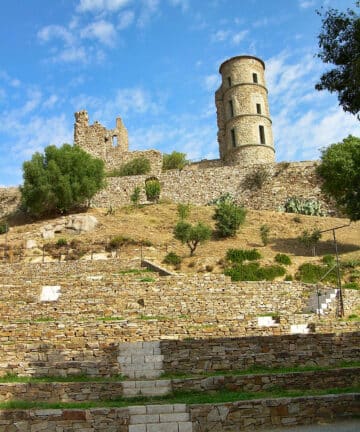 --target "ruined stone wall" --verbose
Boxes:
[73,110,162,175]
[93,161,333,213]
